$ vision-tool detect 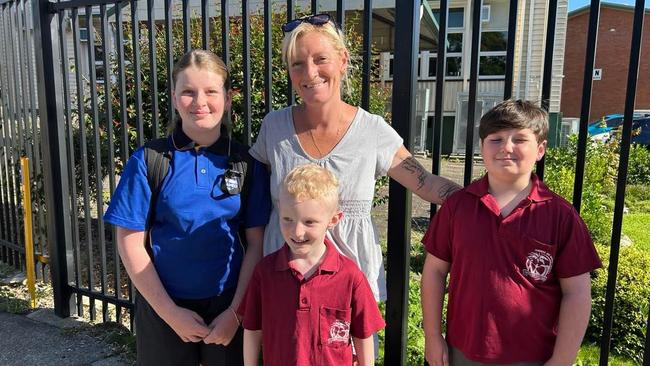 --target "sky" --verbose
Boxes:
[568,0,650,12]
